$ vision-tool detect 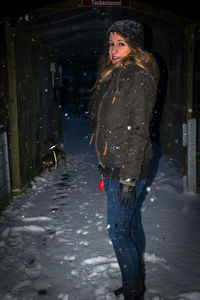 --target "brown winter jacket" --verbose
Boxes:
[88,62,158,185]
